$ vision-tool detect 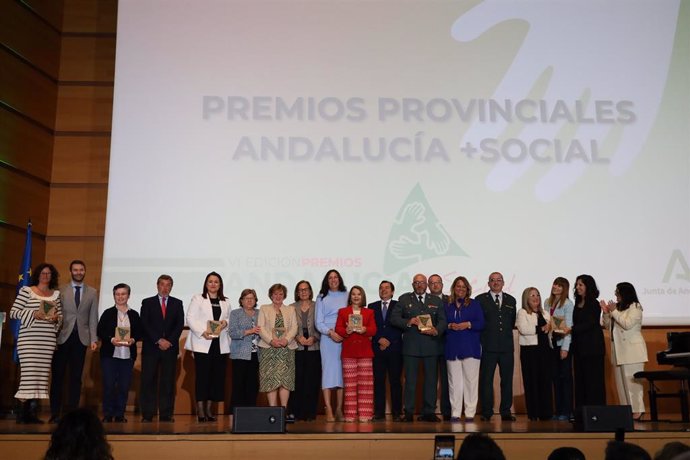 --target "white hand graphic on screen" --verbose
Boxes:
[451,1,680,201]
